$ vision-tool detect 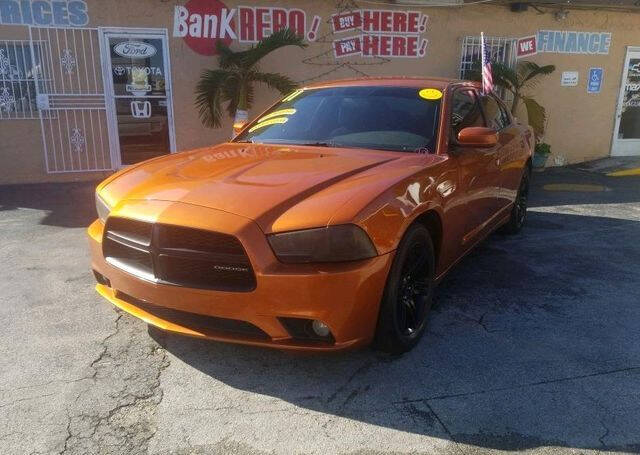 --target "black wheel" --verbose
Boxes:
[500,166,530,235]
[373,224,435,354]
